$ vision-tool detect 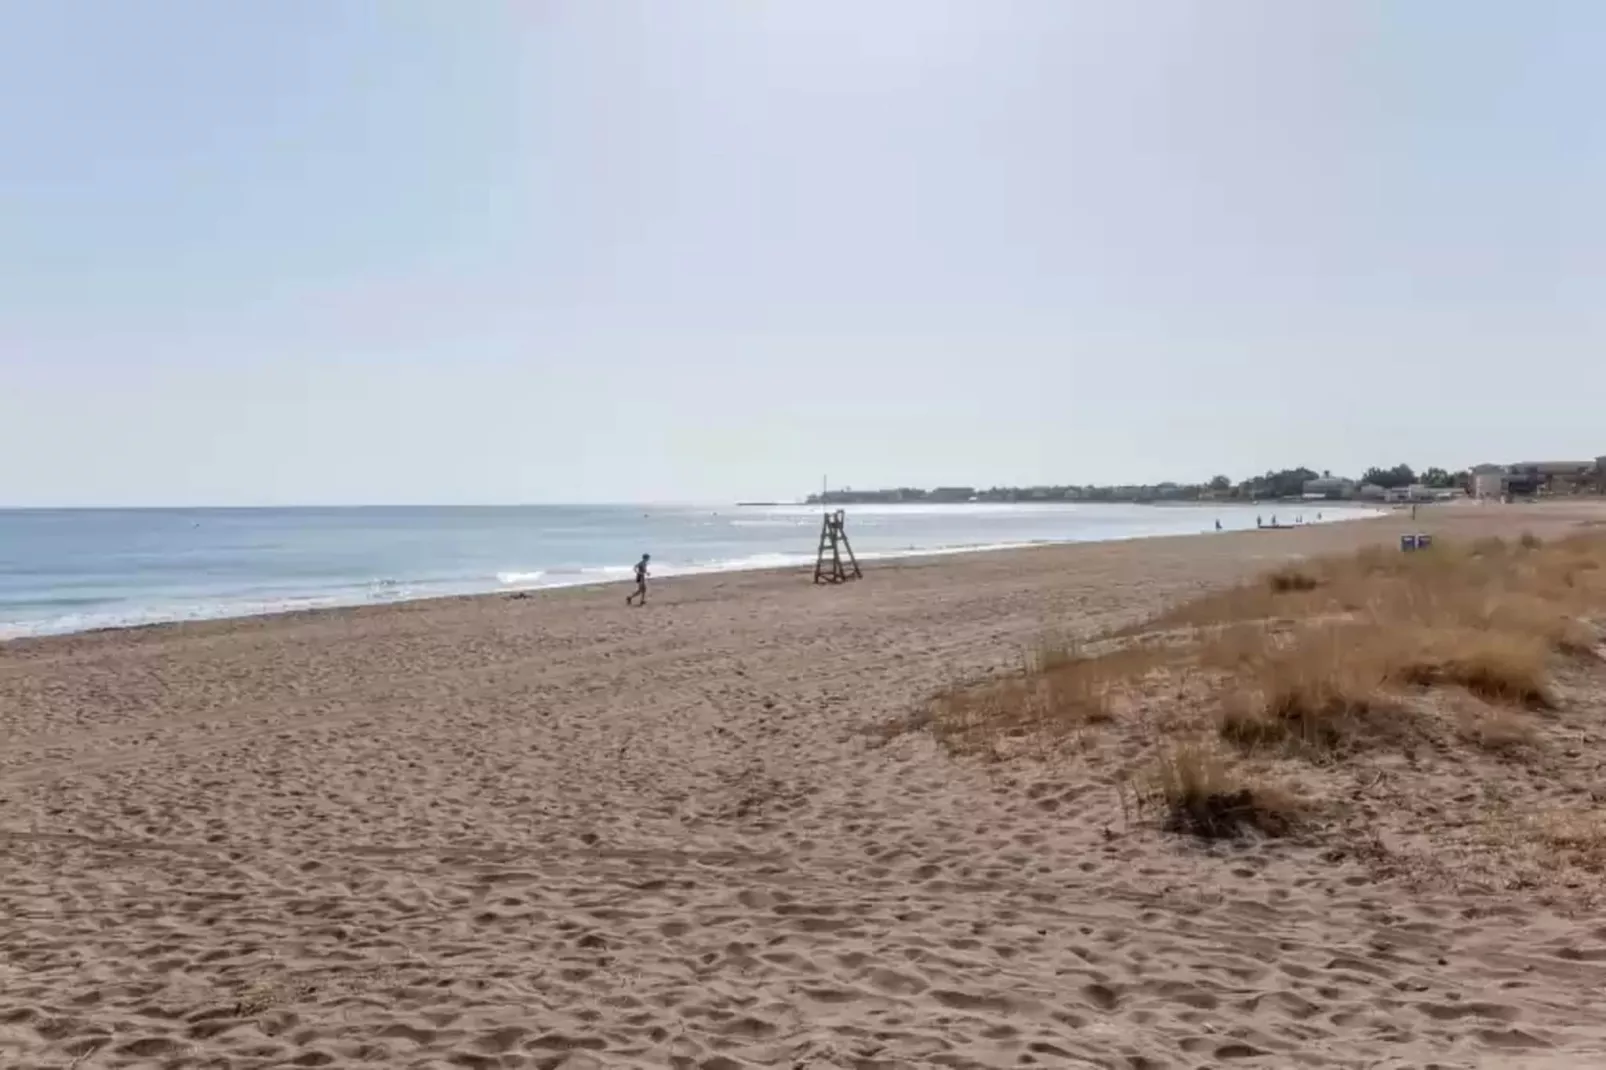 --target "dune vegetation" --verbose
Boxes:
[907,531,1606,859]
